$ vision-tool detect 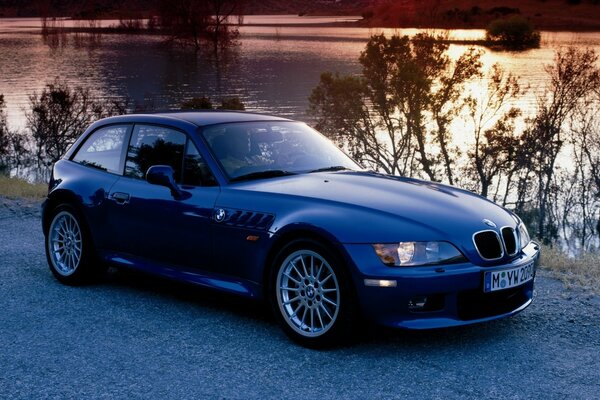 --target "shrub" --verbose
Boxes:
[181,97,213,110]
[541,245,600,294]
[218,97,245,111]
[486,16,541,49]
